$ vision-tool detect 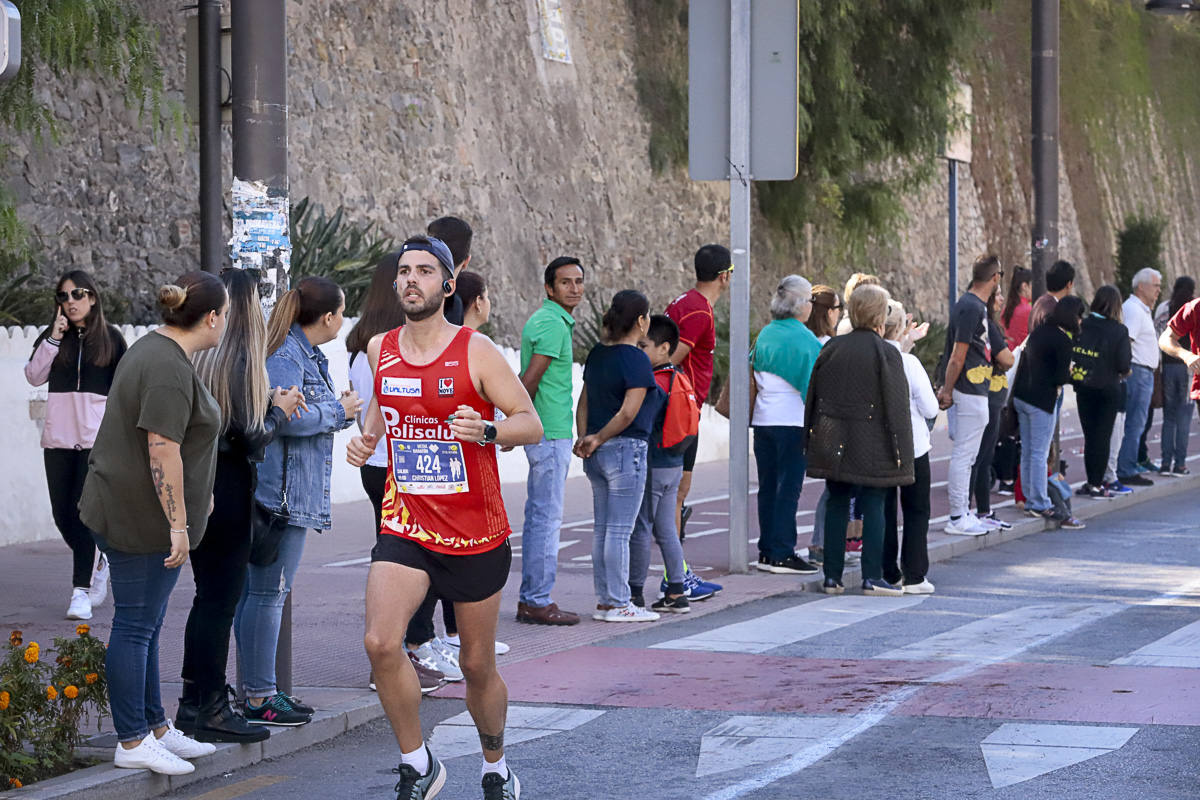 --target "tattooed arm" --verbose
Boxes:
[148,431,189,568]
